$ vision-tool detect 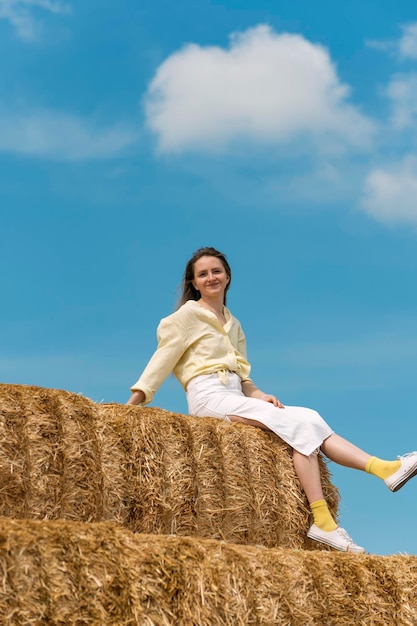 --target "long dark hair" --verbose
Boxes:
[177,247,232,308]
